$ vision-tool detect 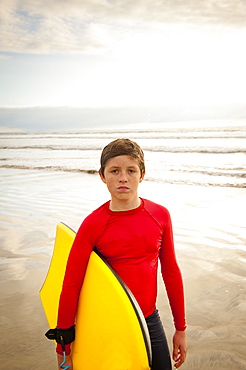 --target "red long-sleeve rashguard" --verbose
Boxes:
[57,198,186,354]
